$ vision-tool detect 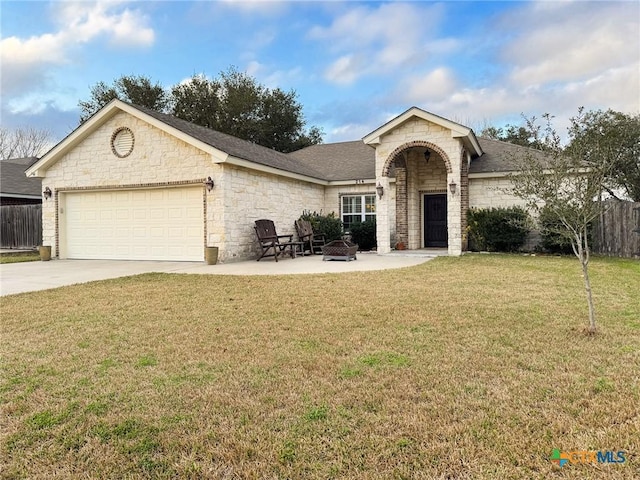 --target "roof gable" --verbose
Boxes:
[26,100,222,178]
[25,100,327,182]
[362,106,483,158]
